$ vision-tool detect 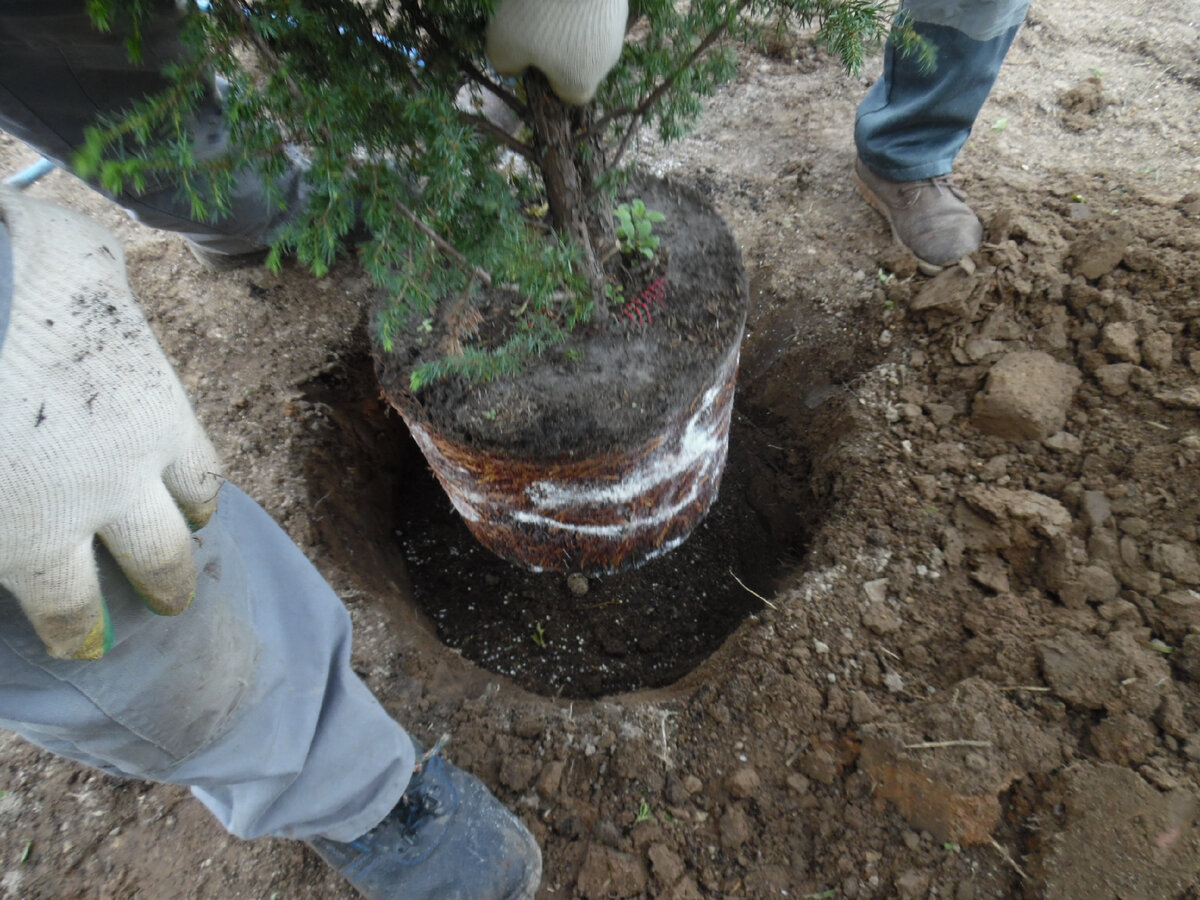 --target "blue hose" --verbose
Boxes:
[3,158,56,191]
